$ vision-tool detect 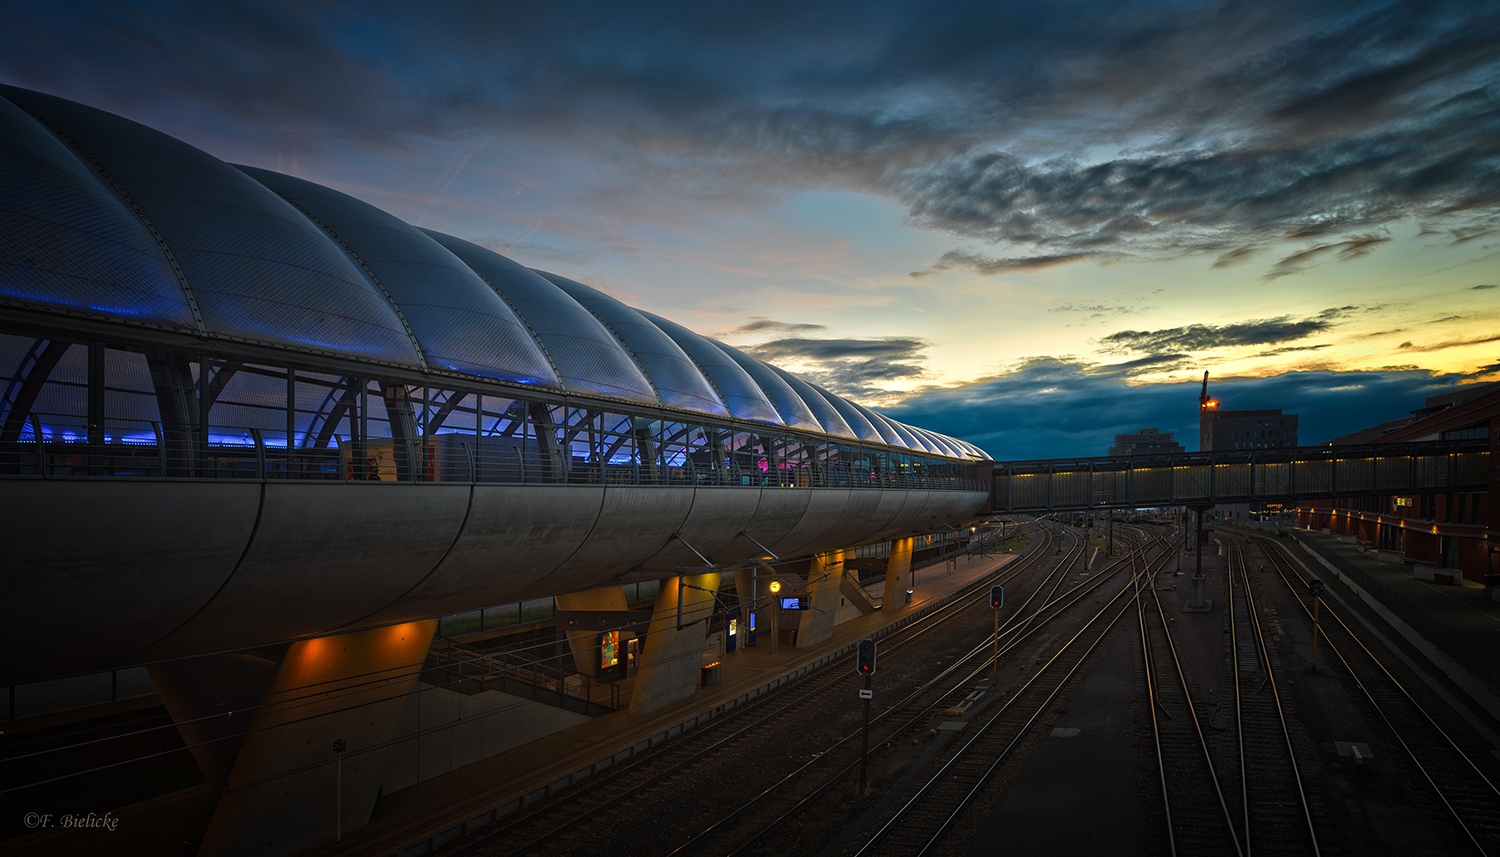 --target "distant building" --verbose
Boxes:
[1299,381,1497,583]
[1200,408,1300,451]
[1108,428,1184,456]
[1197,375,1299,451]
